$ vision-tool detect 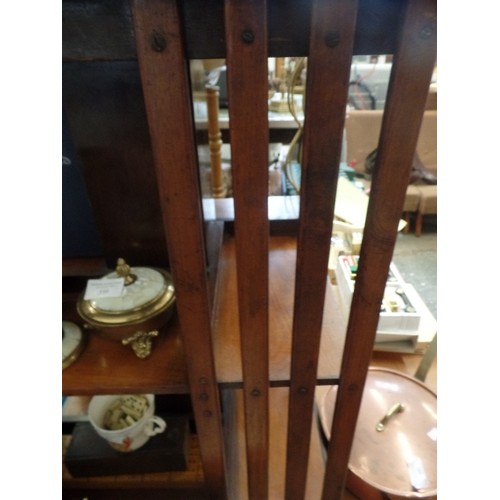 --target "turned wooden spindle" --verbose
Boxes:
[205,85,226,198]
